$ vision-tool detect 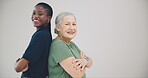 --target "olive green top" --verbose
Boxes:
[48,38,86,78]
